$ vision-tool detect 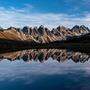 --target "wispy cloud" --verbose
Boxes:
[0,7,90,29]
[24,3,34,9]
